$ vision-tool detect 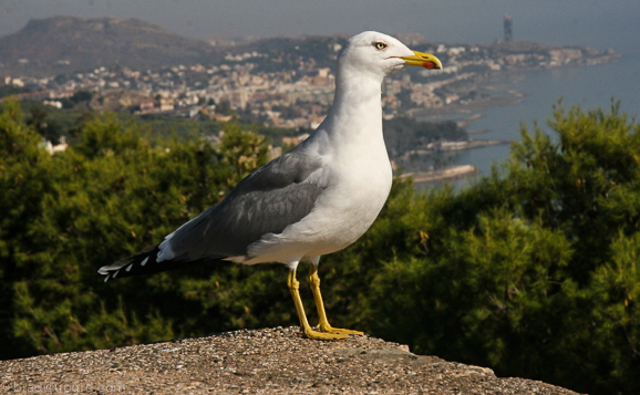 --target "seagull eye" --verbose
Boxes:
[374,42,387,50]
